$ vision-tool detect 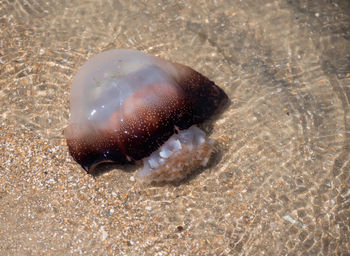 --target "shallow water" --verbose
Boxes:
[1,0,349,255]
